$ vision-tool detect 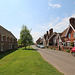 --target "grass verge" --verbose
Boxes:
[0,46,63,75]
